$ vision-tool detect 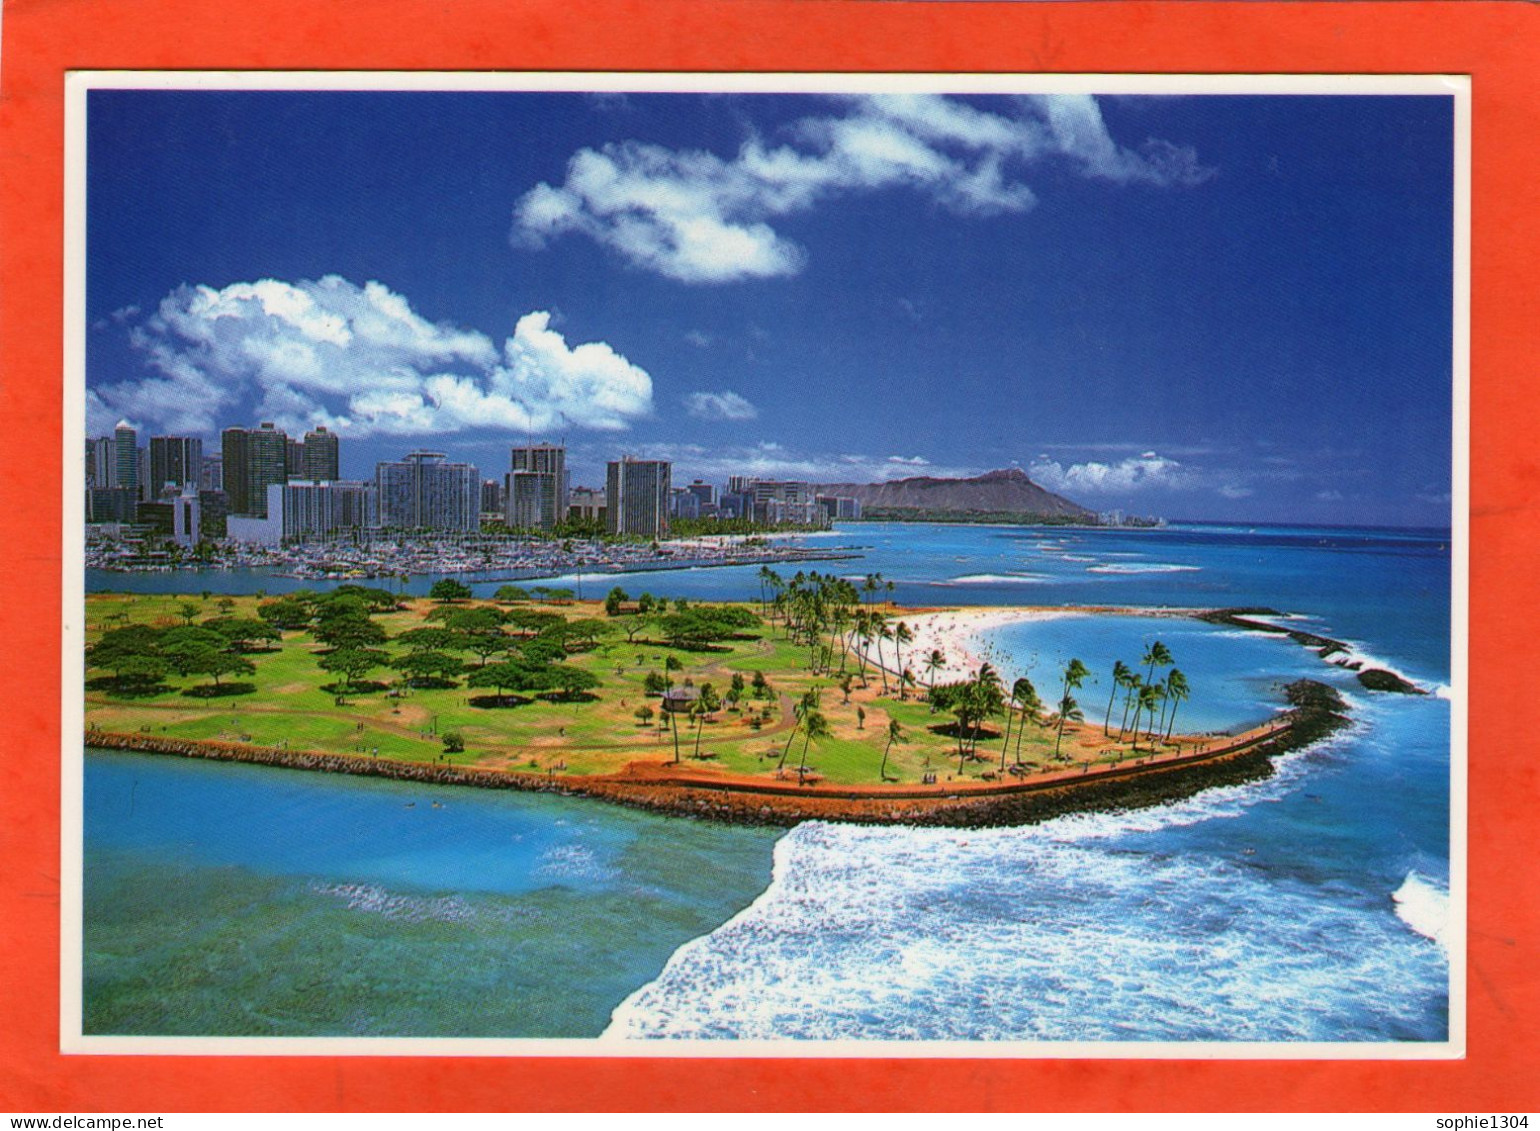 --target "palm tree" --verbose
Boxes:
[1163,669,1190,742]
[880,718,905,781]
[1053,658,1090,760]
[924,647,946,690]
[962,662,1005,771]
[1118,671,1143,741]
[1053,693,1084,761]
[1132,682,1162,751]
[692,684,721,758]
[797,709,832,774]
[1141,640,1174,697]
[1002,675,1036,771]
[1013,677,1042,766]
[893,622,914,698]
[1144,684,1167,745]
[777,688,821,771]
[874,621,894,695]
[1105,660,1133,736]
